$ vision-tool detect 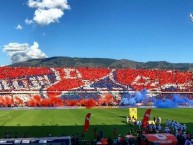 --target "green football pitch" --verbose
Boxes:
[0,108,193,139]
